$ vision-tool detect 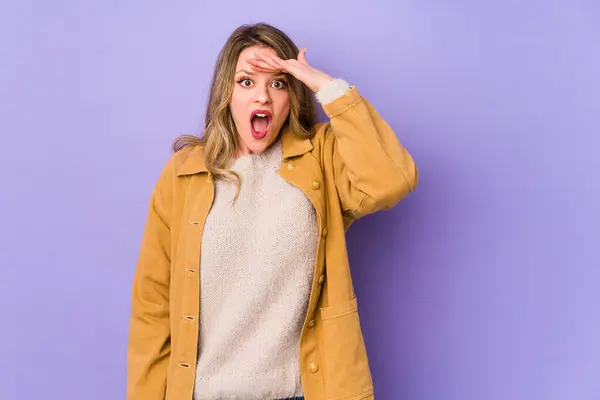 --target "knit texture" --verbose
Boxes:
[315,78,351,104]
[193,137,319,400]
